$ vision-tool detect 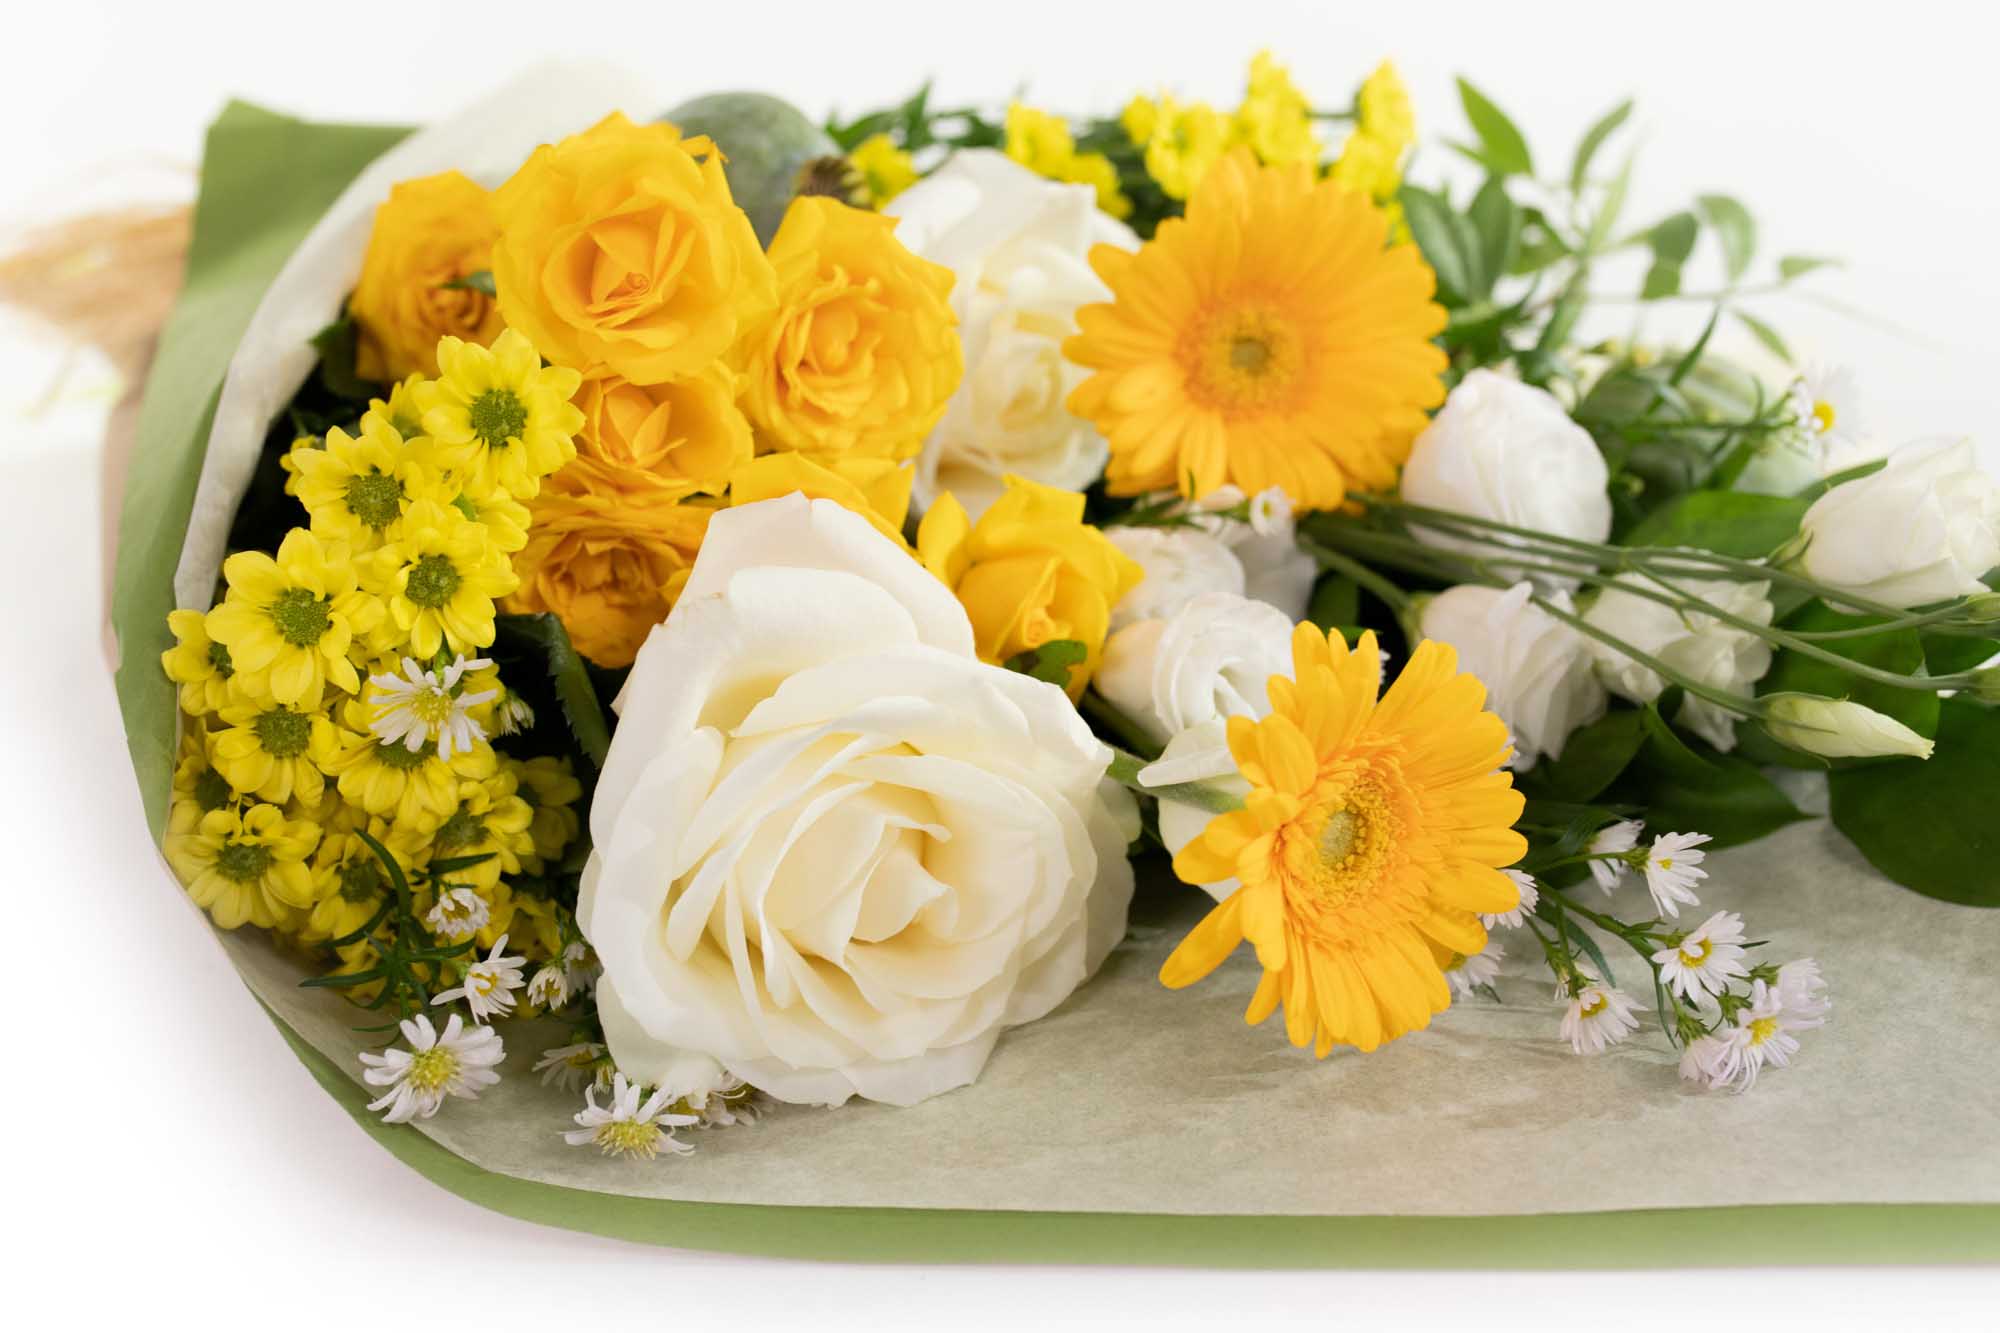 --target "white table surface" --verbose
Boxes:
[3,0,1995,1324]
